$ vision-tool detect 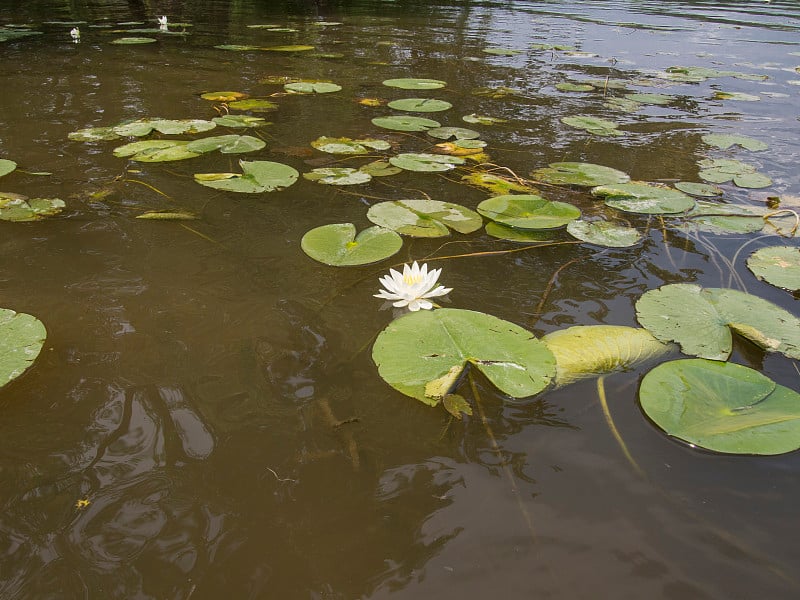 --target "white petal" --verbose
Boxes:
[407,300,421,311]
[416,299,434,310]
[392,299,410,308]
[423,285,452,298]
